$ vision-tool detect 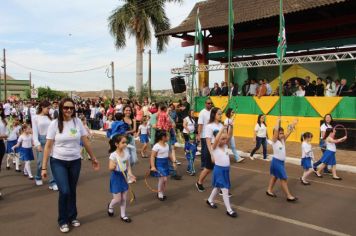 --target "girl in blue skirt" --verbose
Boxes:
[206,124,237,218]
[150,130,176,201]
[266,118,298,202]
[107,135,136,223]
[300,132,314,185]
[138,117,149,158]
[315,128,347,180]
[12,124,34,180]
